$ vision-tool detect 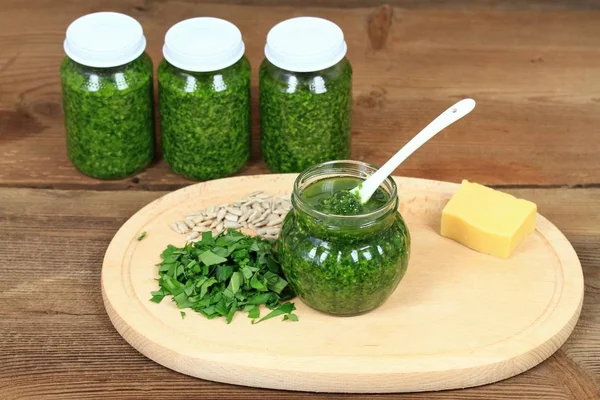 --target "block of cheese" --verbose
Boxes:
[441,180,537,258]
